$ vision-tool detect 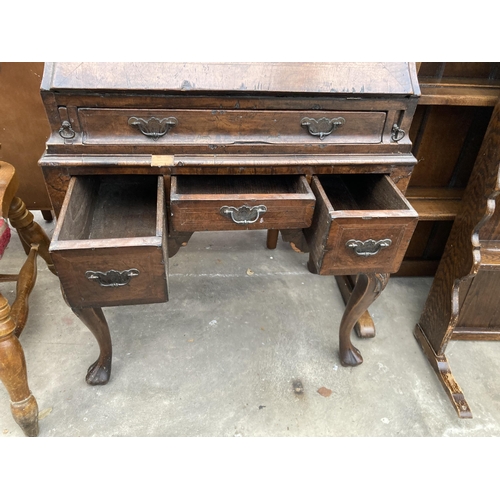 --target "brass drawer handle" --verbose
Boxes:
[128,116,178,141]
[391,124,405,142]
[346,239,392,257]
[85,269,140,287]
[59,120,76,139]
[220,204,267,224]
[301,116,345,140]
